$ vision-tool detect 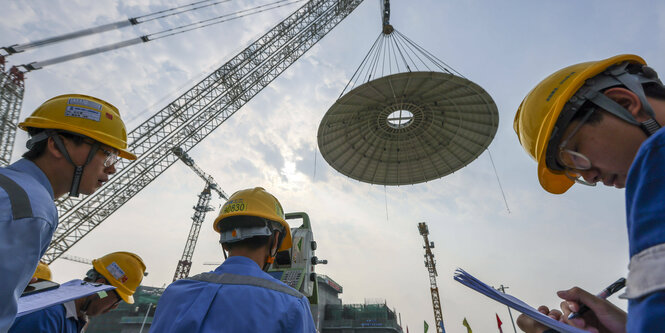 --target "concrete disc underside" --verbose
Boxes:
[317,71,499,185]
